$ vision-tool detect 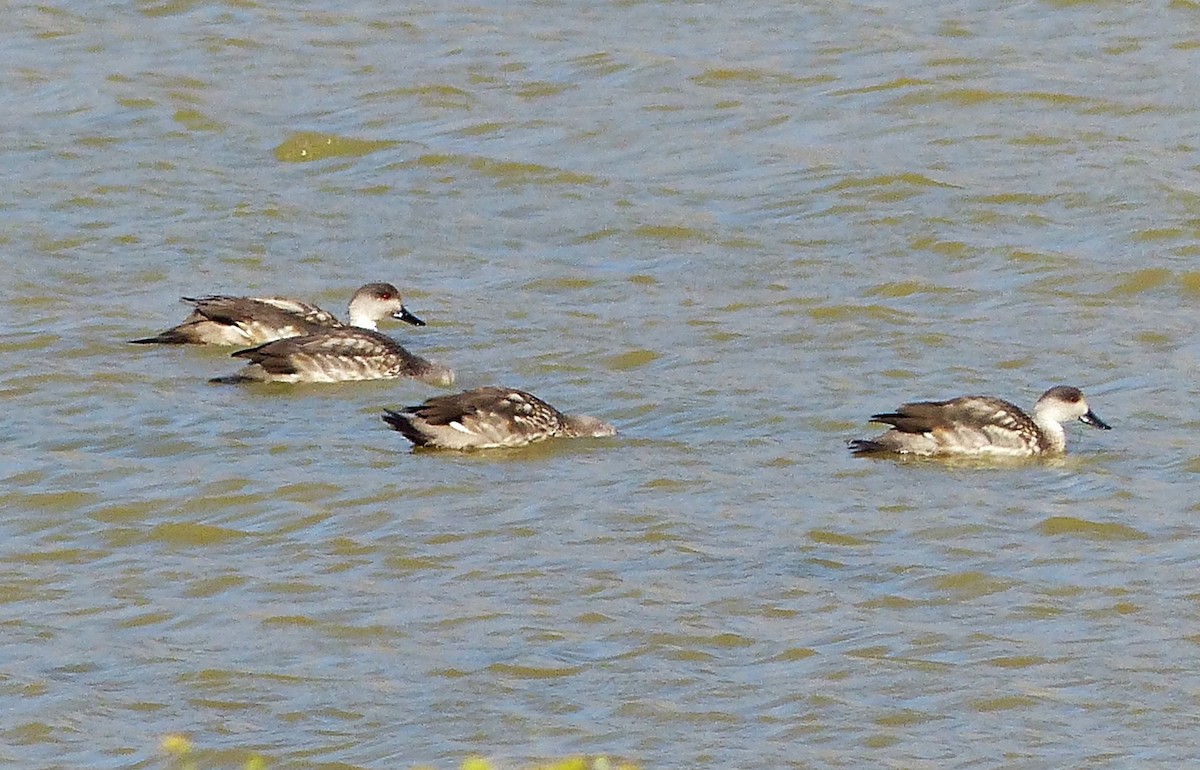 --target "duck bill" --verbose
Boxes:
[1080,409,1111,430]
[393,306,426,327]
